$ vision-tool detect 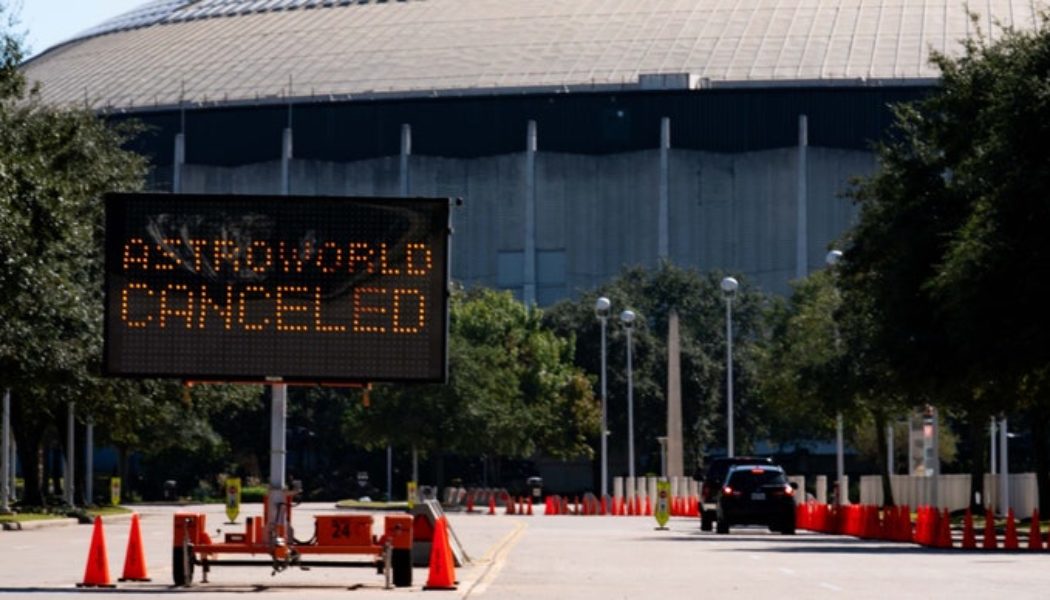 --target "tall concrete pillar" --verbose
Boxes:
[523,120,537,307]
[1,389,9,513]
[400,123,412,197]
[173,133,185,193]
[281,127,293,196]
[65,402,75,506]
[796,115,808,280]
[85,420,94,506]
[658,117,671,261]
[666,310,683,477]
